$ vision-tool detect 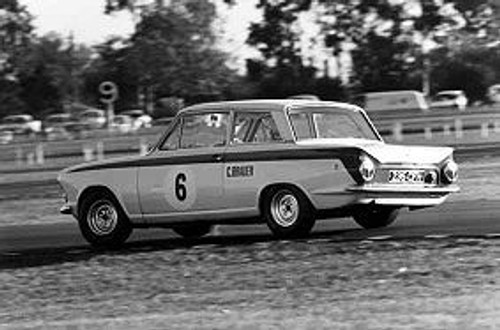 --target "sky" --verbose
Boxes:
[17,0,336,75]
[20,0,136,44]
[19,0,259,46]
[19,0,260,71]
